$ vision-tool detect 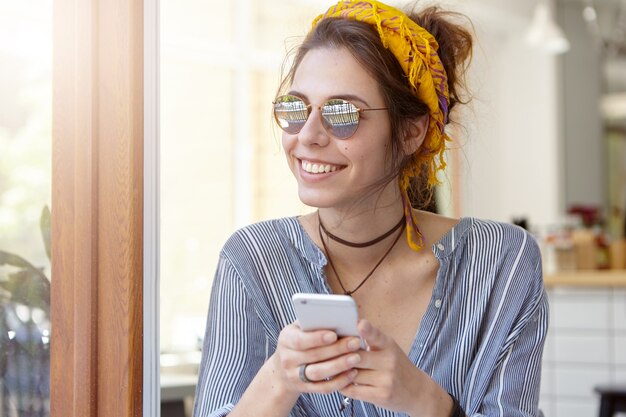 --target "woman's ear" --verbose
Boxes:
[402,115,429,156]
